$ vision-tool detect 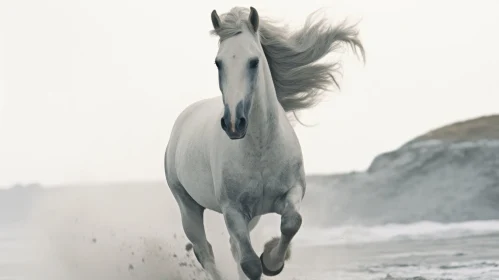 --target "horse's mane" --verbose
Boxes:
[210,7,365,116]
